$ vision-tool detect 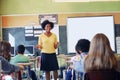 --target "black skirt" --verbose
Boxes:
[40,53,59,71]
